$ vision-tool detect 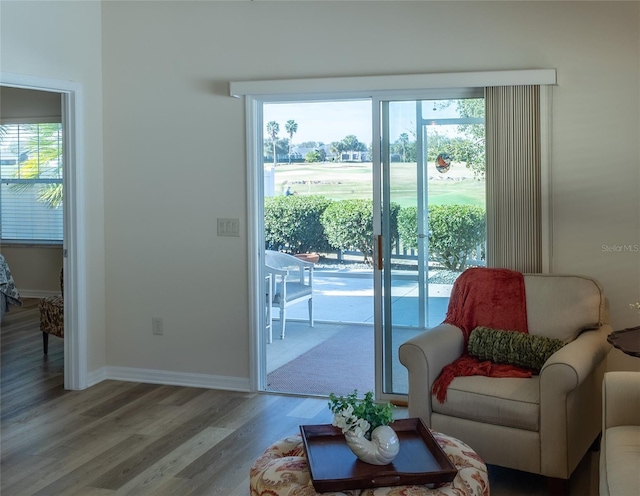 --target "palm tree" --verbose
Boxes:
[285,119,298,164]
[330,141,344,161]
[266,121,279,166]
[7,123,63,209]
